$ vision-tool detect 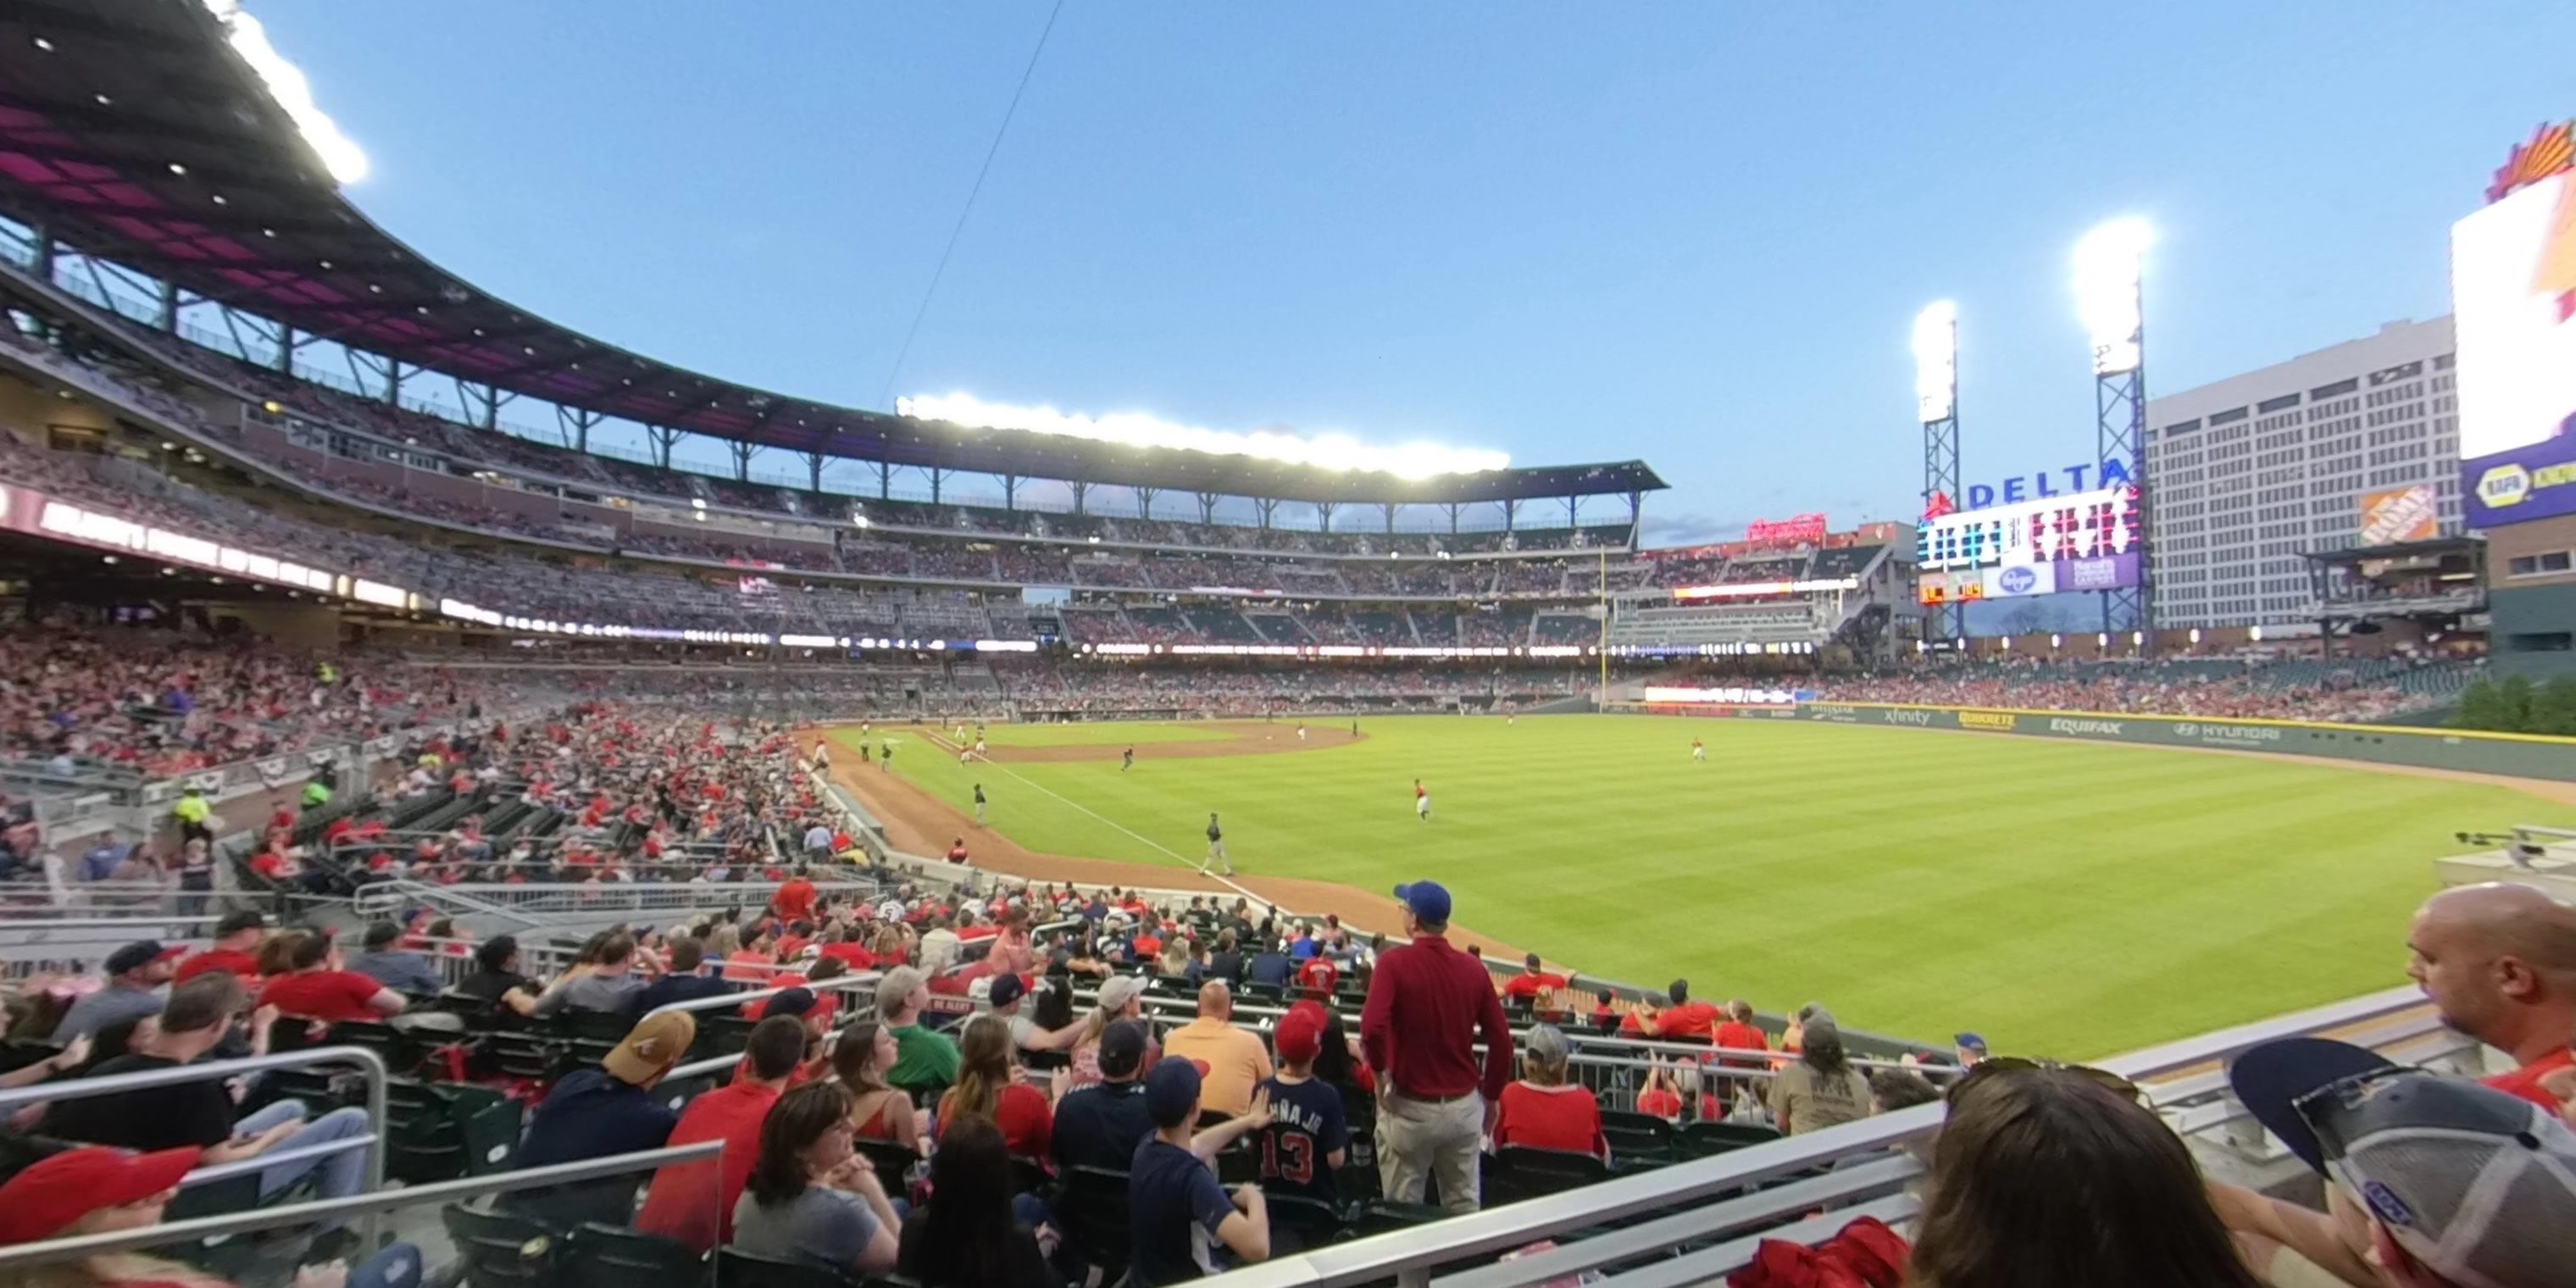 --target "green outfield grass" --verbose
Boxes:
[839,714,2558,1058]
